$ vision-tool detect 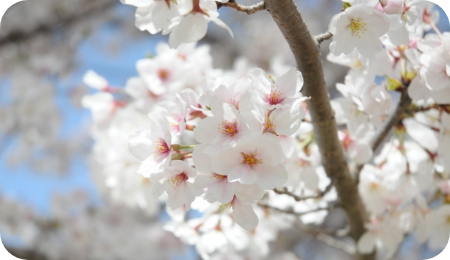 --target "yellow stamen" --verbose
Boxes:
[241,152,263,168]
[350,18,367,39]
[219,120,238,136]
[167,173,188,189]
